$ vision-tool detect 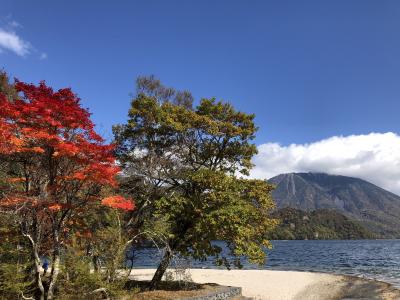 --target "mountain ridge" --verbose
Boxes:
[269,172,400,238]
